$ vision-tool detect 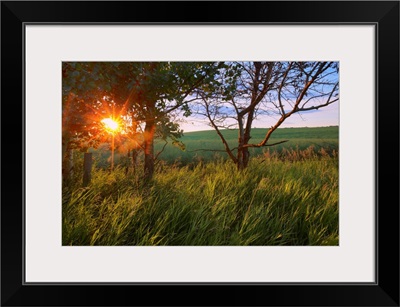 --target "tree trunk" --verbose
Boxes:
[237,148,245,171]
[237,115,250,171]
[242,107,255,169]
[237,147,250,171]
[143,119,155,181]
[62,130,72,183]
[236,62,260,170]
[82,152,92,187]
[126,118,139,175]
[132,149,138,174]
[62,144,74,183]
[125,149,138,175]
[125,150,131,175]
[240,148,250,170]
[242,124,251,169]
